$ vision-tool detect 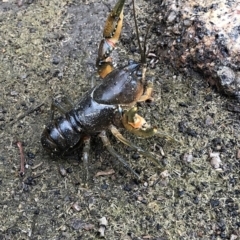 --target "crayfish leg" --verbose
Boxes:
[138,81,154,102]
[50,95,74,120]
[99,130,140,179]
[109,125,161,168]
[82,136,91,186]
